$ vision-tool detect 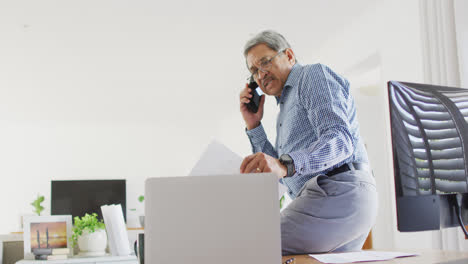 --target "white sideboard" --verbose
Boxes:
[1,234,24,264]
